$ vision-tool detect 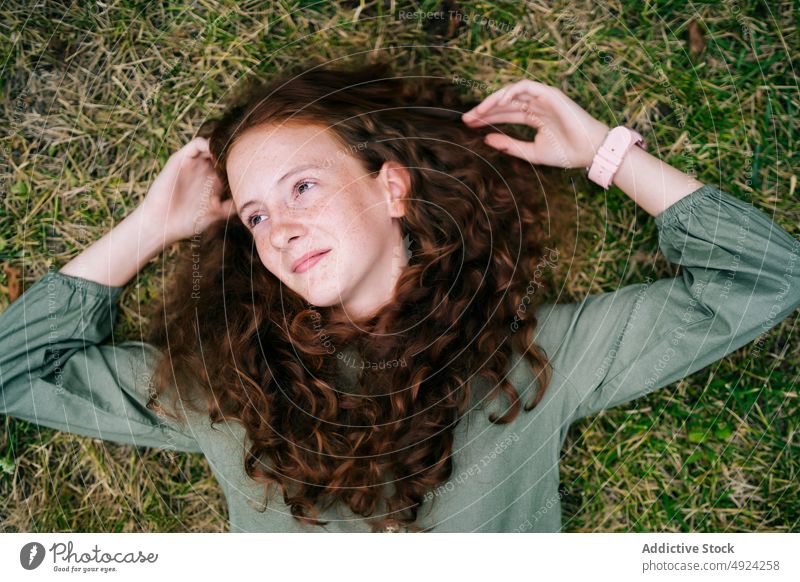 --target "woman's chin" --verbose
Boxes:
[300,288,345,310]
